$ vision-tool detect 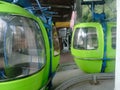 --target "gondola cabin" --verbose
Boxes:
[0,1,60,90]
[52,25,60,73]
[71,22,116,73]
